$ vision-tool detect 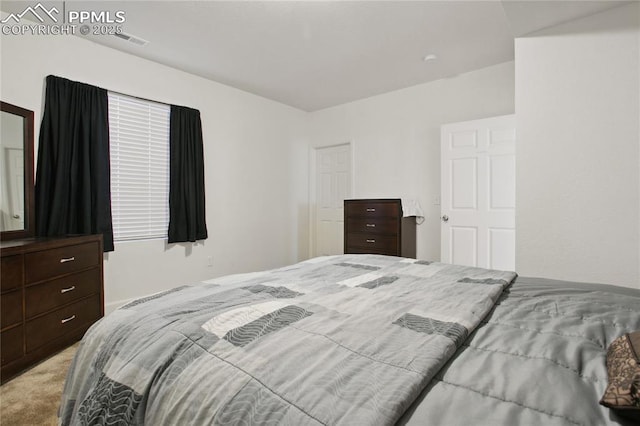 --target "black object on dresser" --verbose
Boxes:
[0,234,104,383]
[344,199,416,258]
